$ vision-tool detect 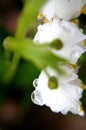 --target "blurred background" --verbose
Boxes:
[0,0,86,130]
